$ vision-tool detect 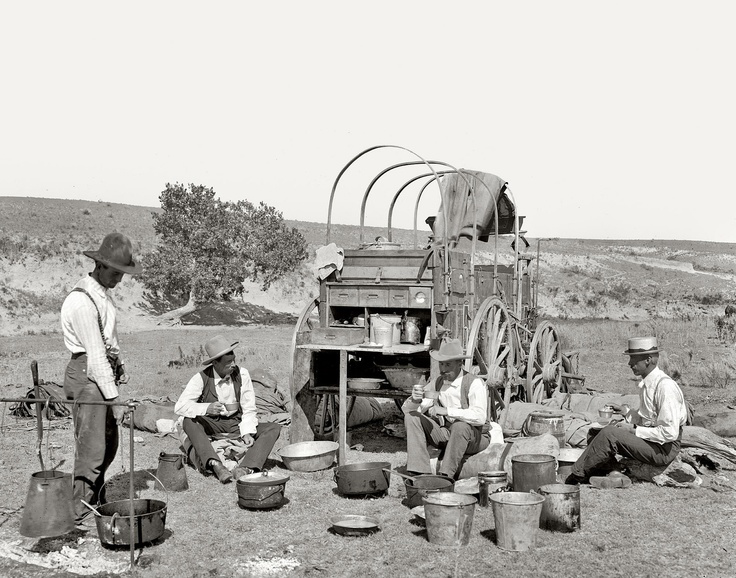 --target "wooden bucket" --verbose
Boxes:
[526,411,566,447]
